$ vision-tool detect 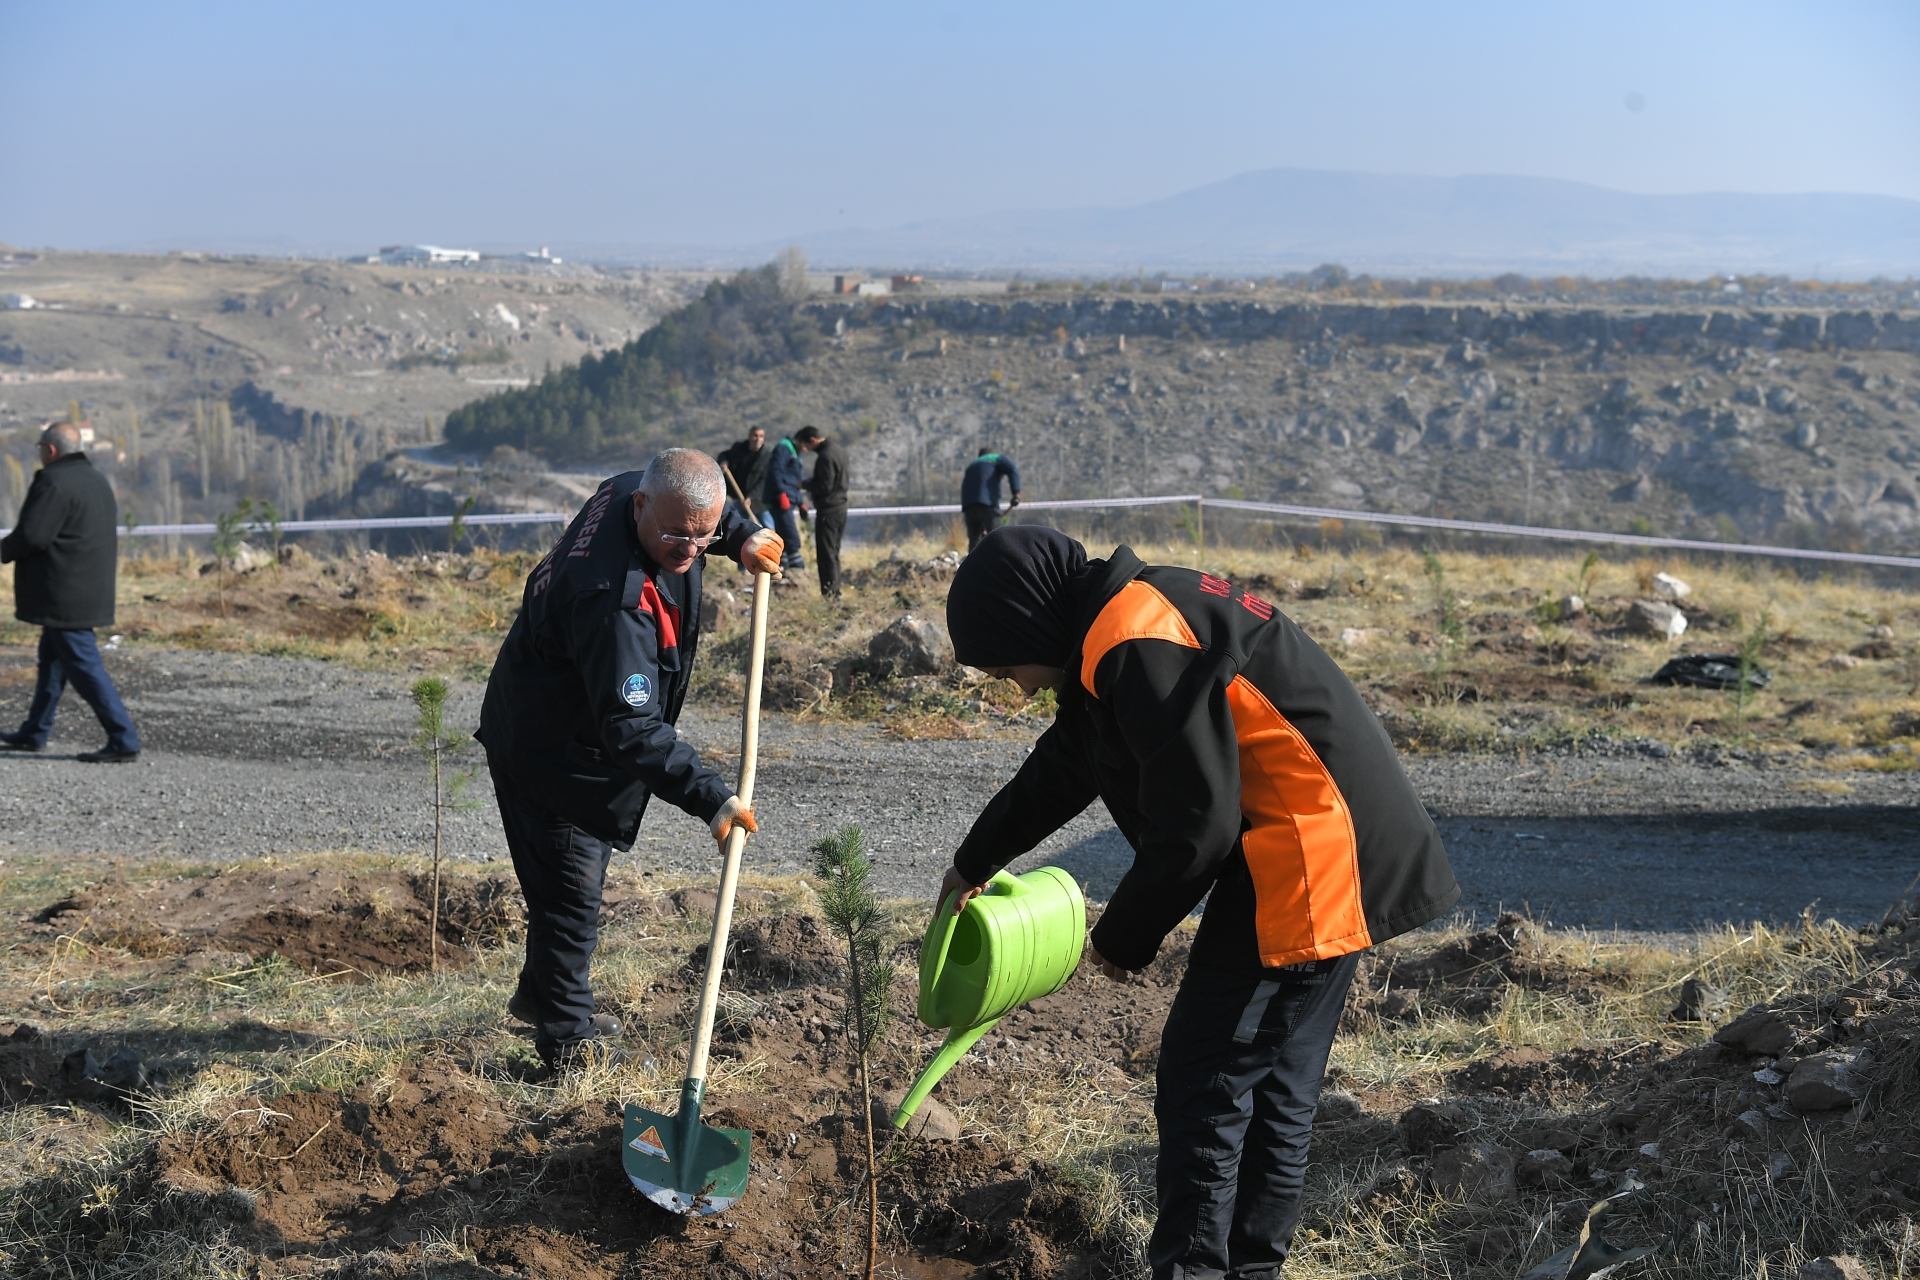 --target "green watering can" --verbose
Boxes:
[891,867,1086,1130]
